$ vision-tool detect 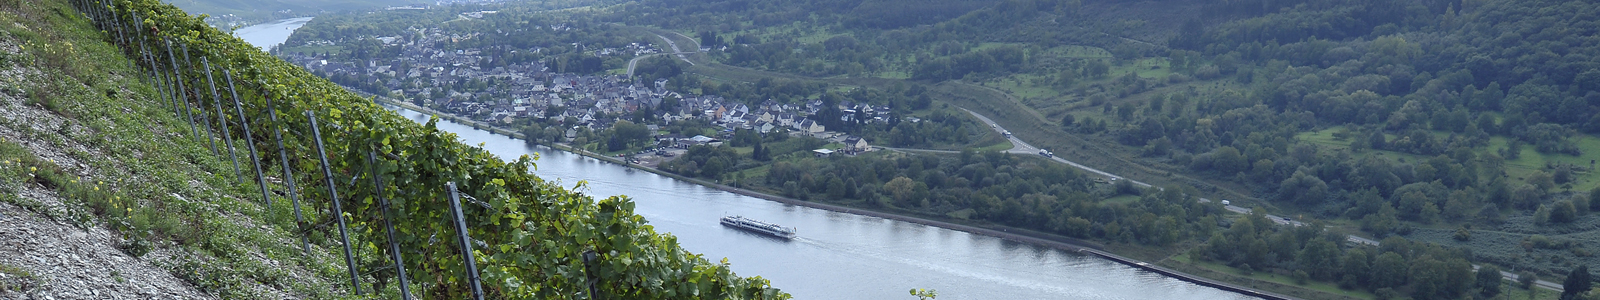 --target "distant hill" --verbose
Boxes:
[165,0,428,26]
